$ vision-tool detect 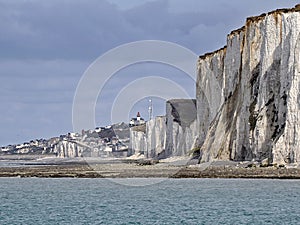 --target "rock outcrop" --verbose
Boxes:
[197,5,300,164]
